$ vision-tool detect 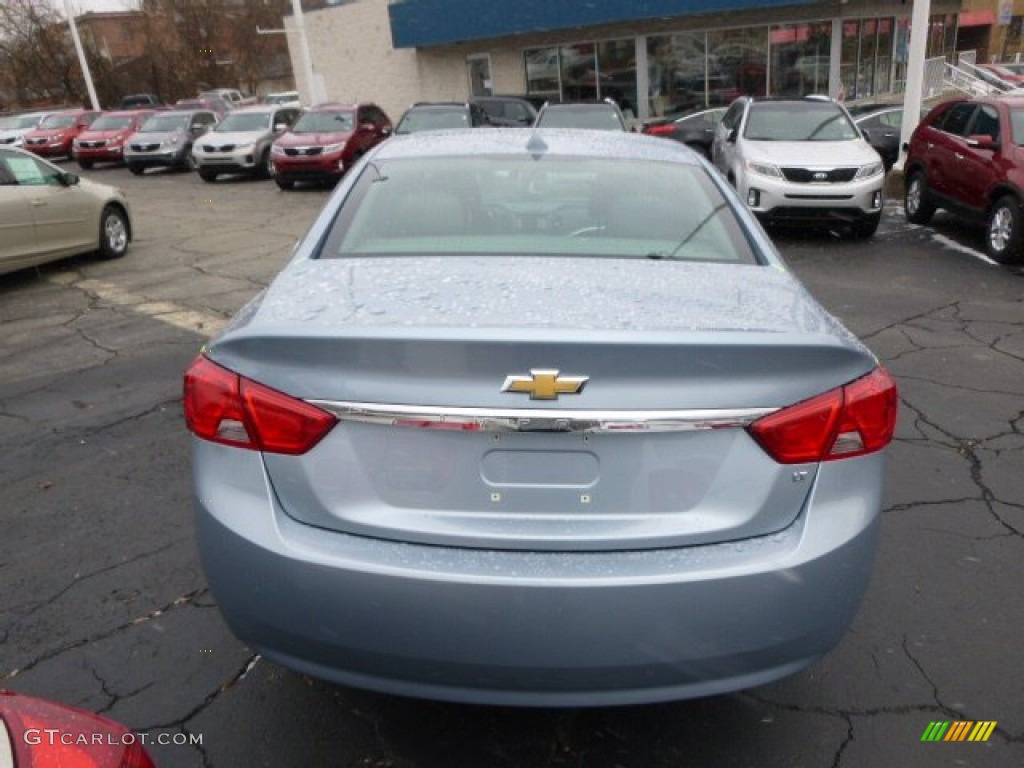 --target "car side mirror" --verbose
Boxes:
[274,123,288,133]
[860,128,871,141]
[726,127,737,143]
[191,123,204,132]
[966,134,997,150]
[381,126,392,135]
[58,171,79,186]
